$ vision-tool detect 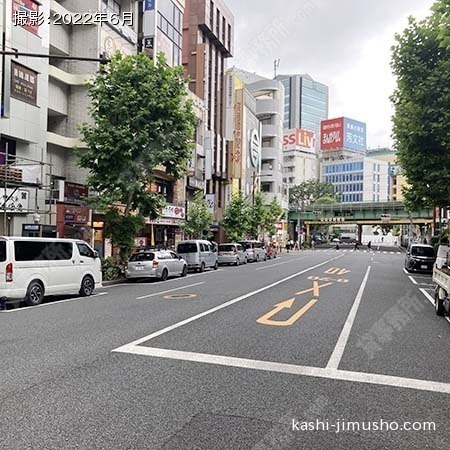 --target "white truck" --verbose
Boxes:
[432,245,450,317]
